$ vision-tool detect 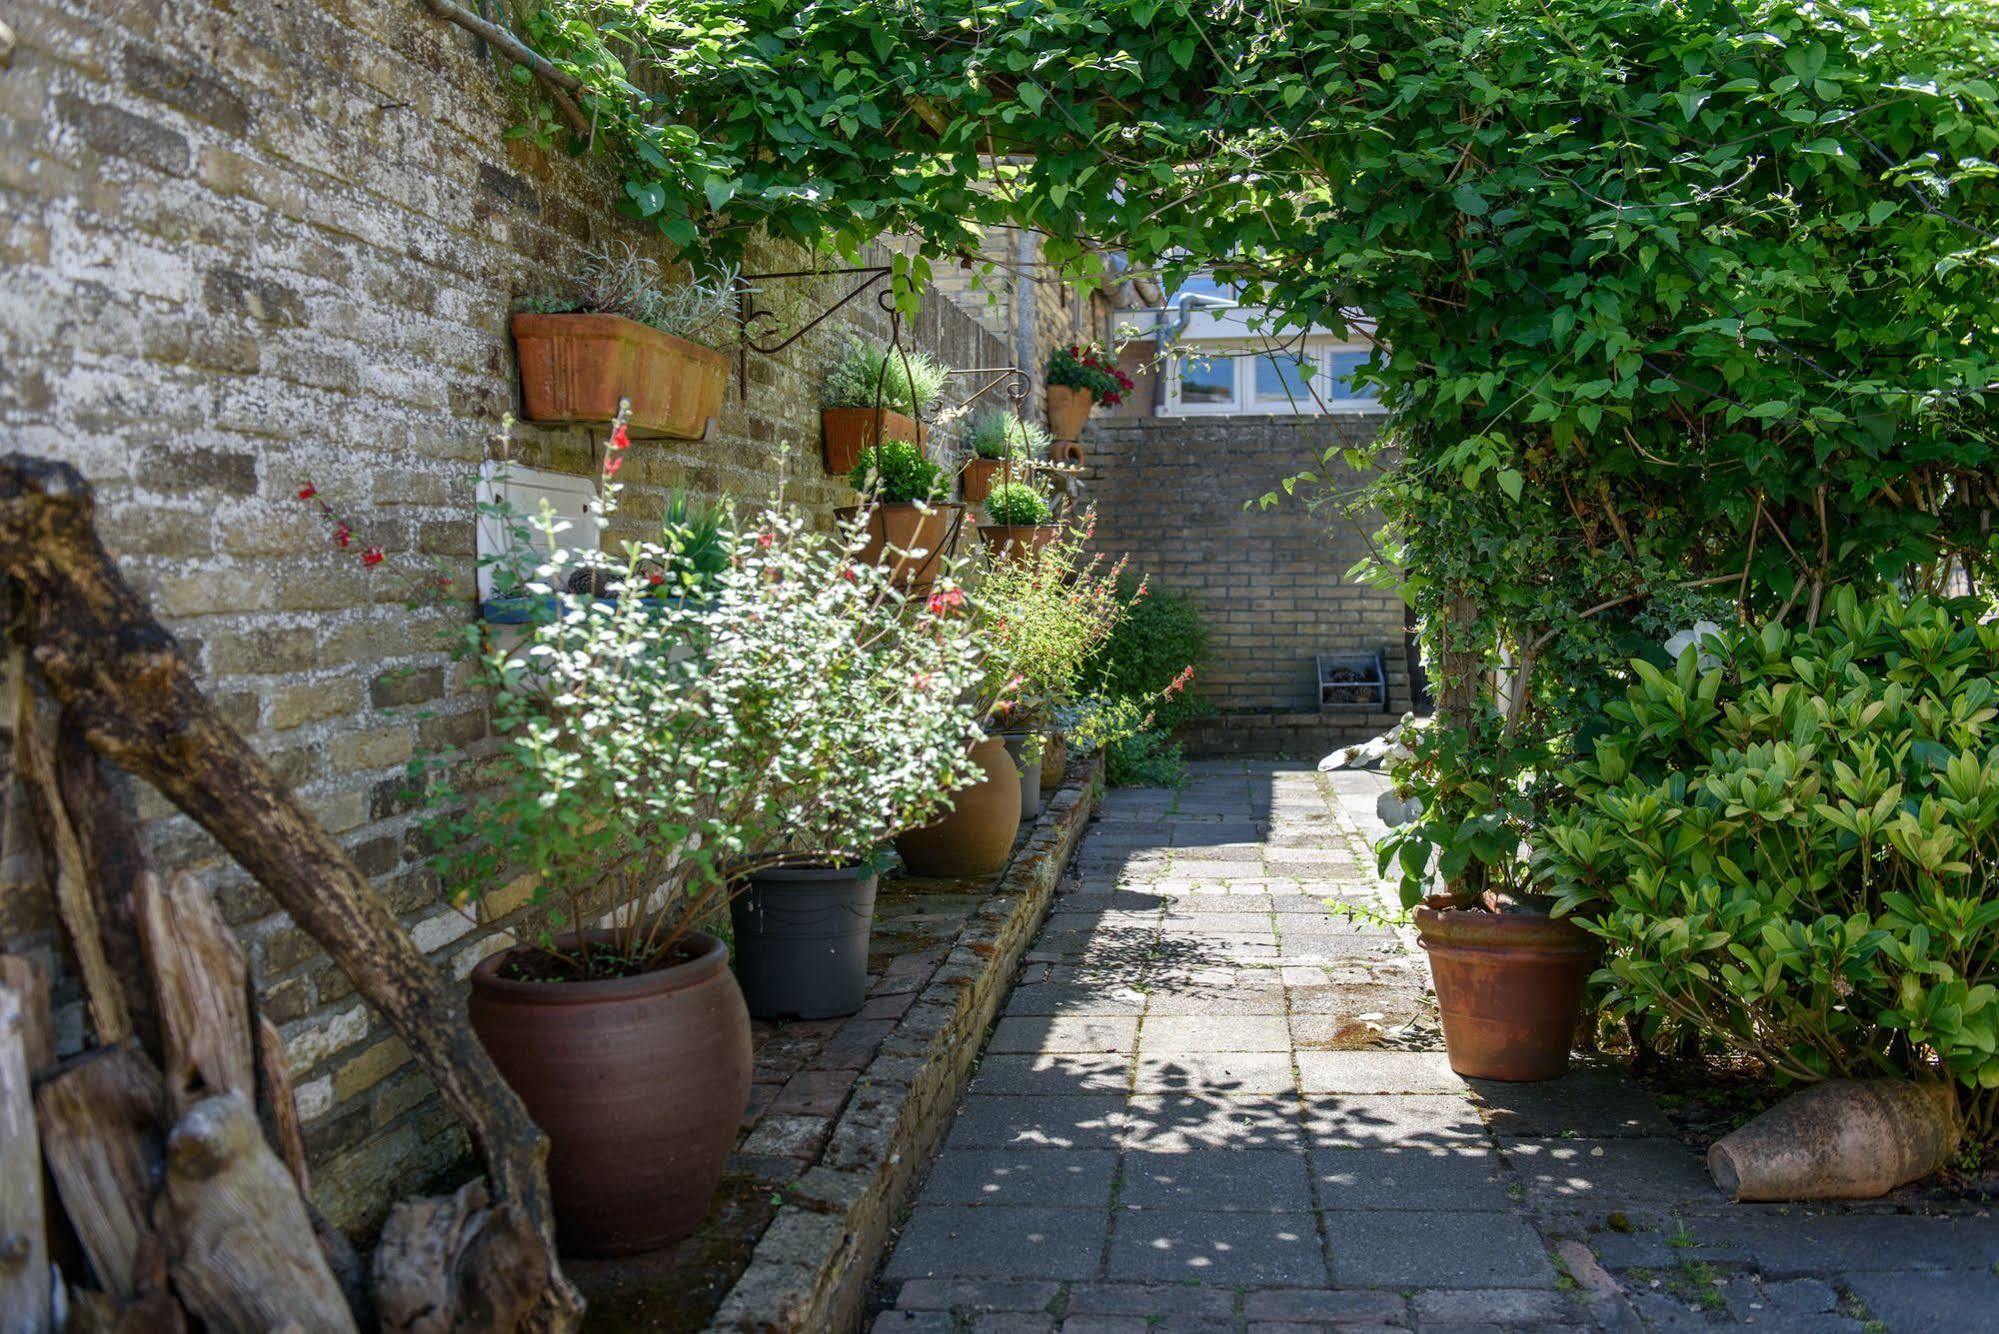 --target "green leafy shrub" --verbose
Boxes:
[1083,577,1210,733]
[984,482,1051,526]
[649,490,732,598]
[823,337,948,414]
[1537,591,1999,1118]
[849,439,946,504]
[967,412,1047,461]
